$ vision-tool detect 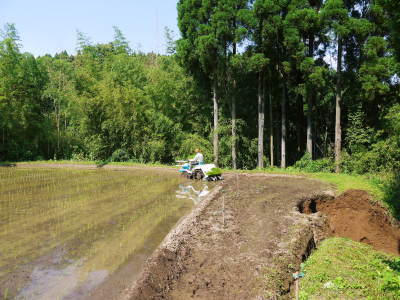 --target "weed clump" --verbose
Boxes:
[292,153,334,173]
